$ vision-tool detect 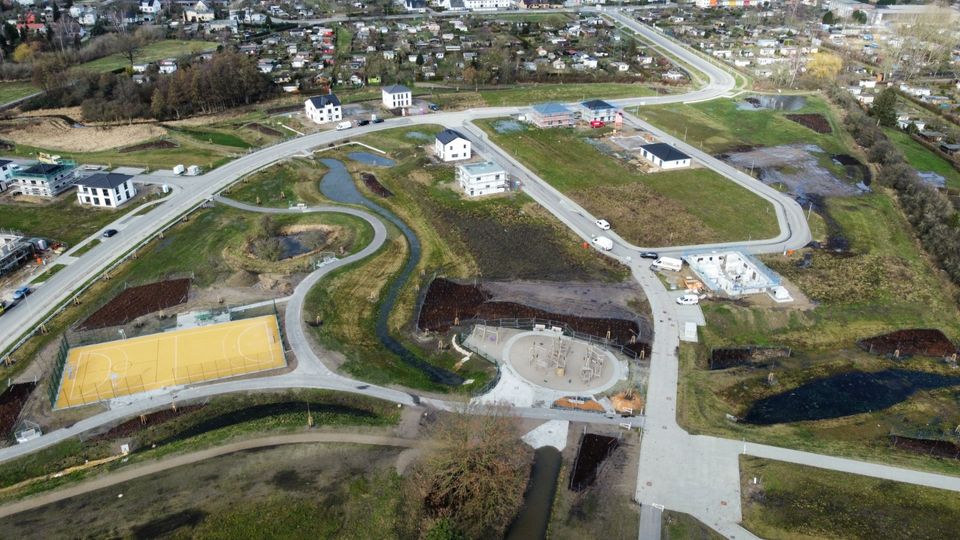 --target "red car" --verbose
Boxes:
[590,120,606,128]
